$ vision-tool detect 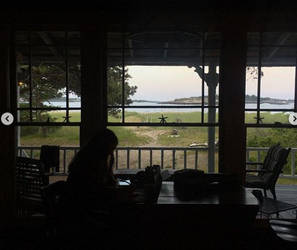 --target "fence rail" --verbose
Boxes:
[17,146,297,178]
